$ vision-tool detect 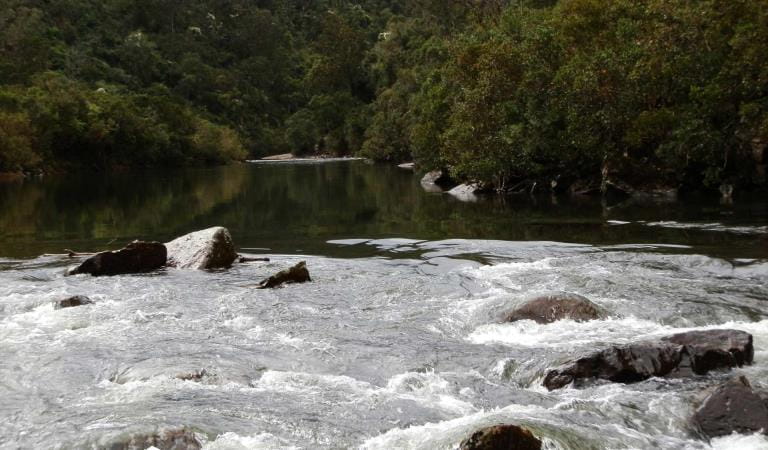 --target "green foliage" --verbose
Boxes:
[0,0,765,191]
[364,0,767,190]
[0,111,39,171]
